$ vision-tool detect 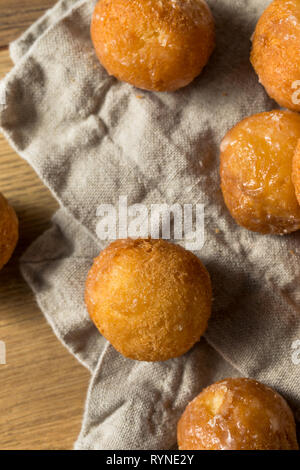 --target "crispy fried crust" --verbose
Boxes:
[178,378,299,450]
[0,193,18,270]
[251,0,300,111]
[85,238,212,361]
[91,0,215,91]
[220,110,300,234]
